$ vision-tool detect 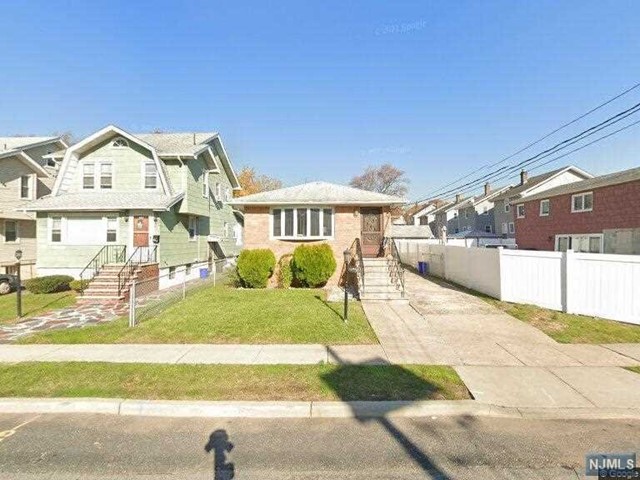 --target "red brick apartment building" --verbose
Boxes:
[515,167,640,254]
